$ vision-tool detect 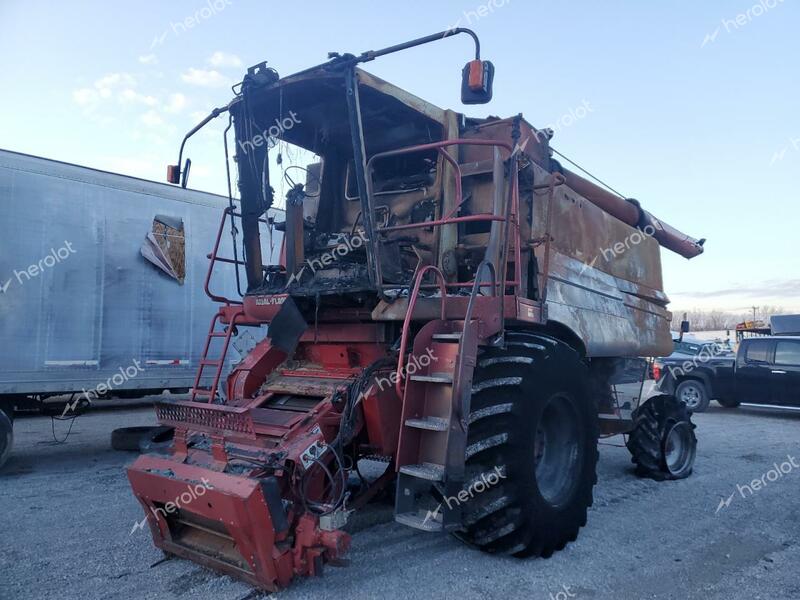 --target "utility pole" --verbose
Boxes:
[751,306,757,322]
